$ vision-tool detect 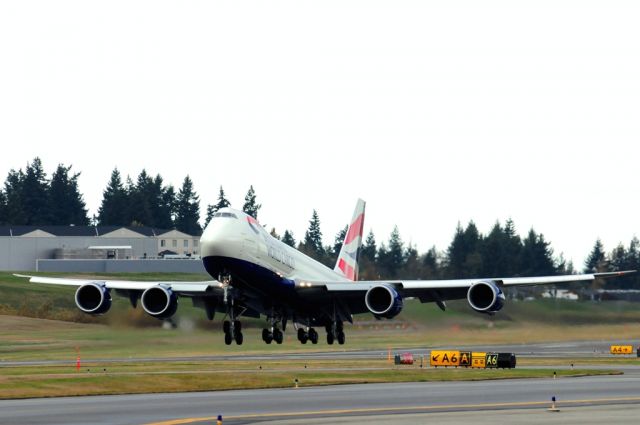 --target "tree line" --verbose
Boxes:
[0,158,637,287]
